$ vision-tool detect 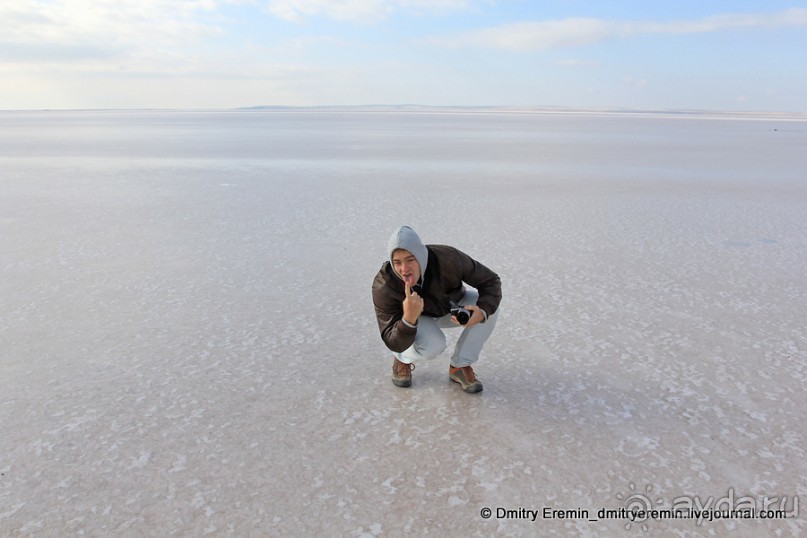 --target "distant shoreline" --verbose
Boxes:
[238,105,807,121]
[3,105,807,121]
